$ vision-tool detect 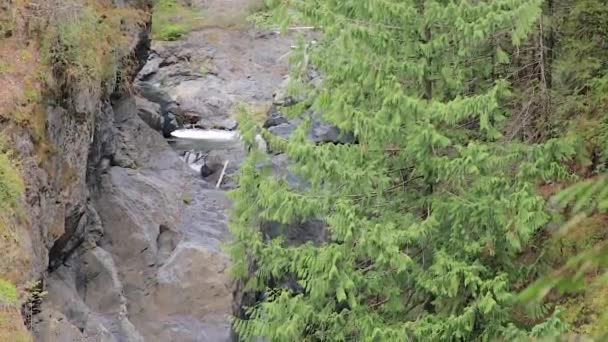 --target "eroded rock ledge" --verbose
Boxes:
[8,1,233,341]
